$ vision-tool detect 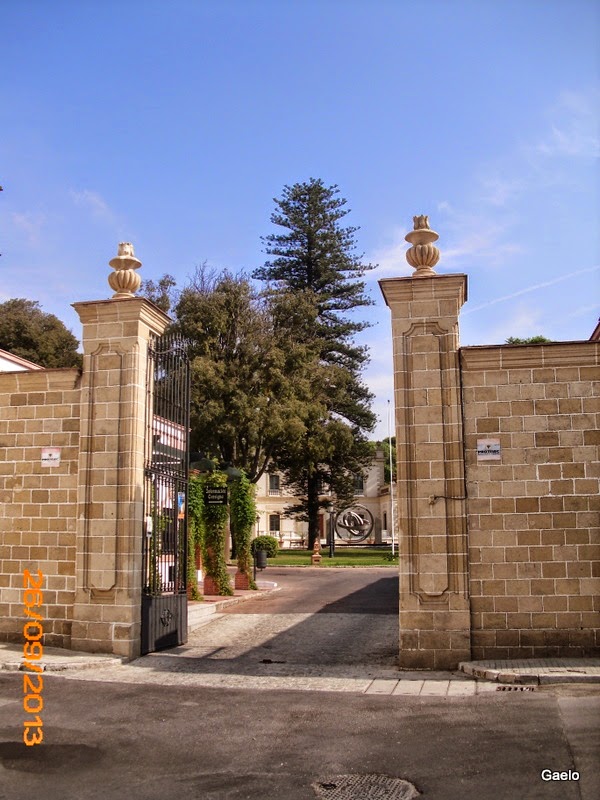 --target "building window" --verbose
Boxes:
[353,473,365,495]
[316,476,331,496]
[269,514,281,533]
[268,474,281,496]
[383,511,388,532]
